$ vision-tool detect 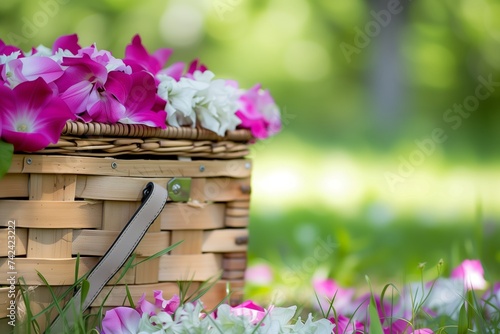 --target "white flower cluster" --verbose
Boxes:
[136,302,334,334]
[157,70,241,136]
